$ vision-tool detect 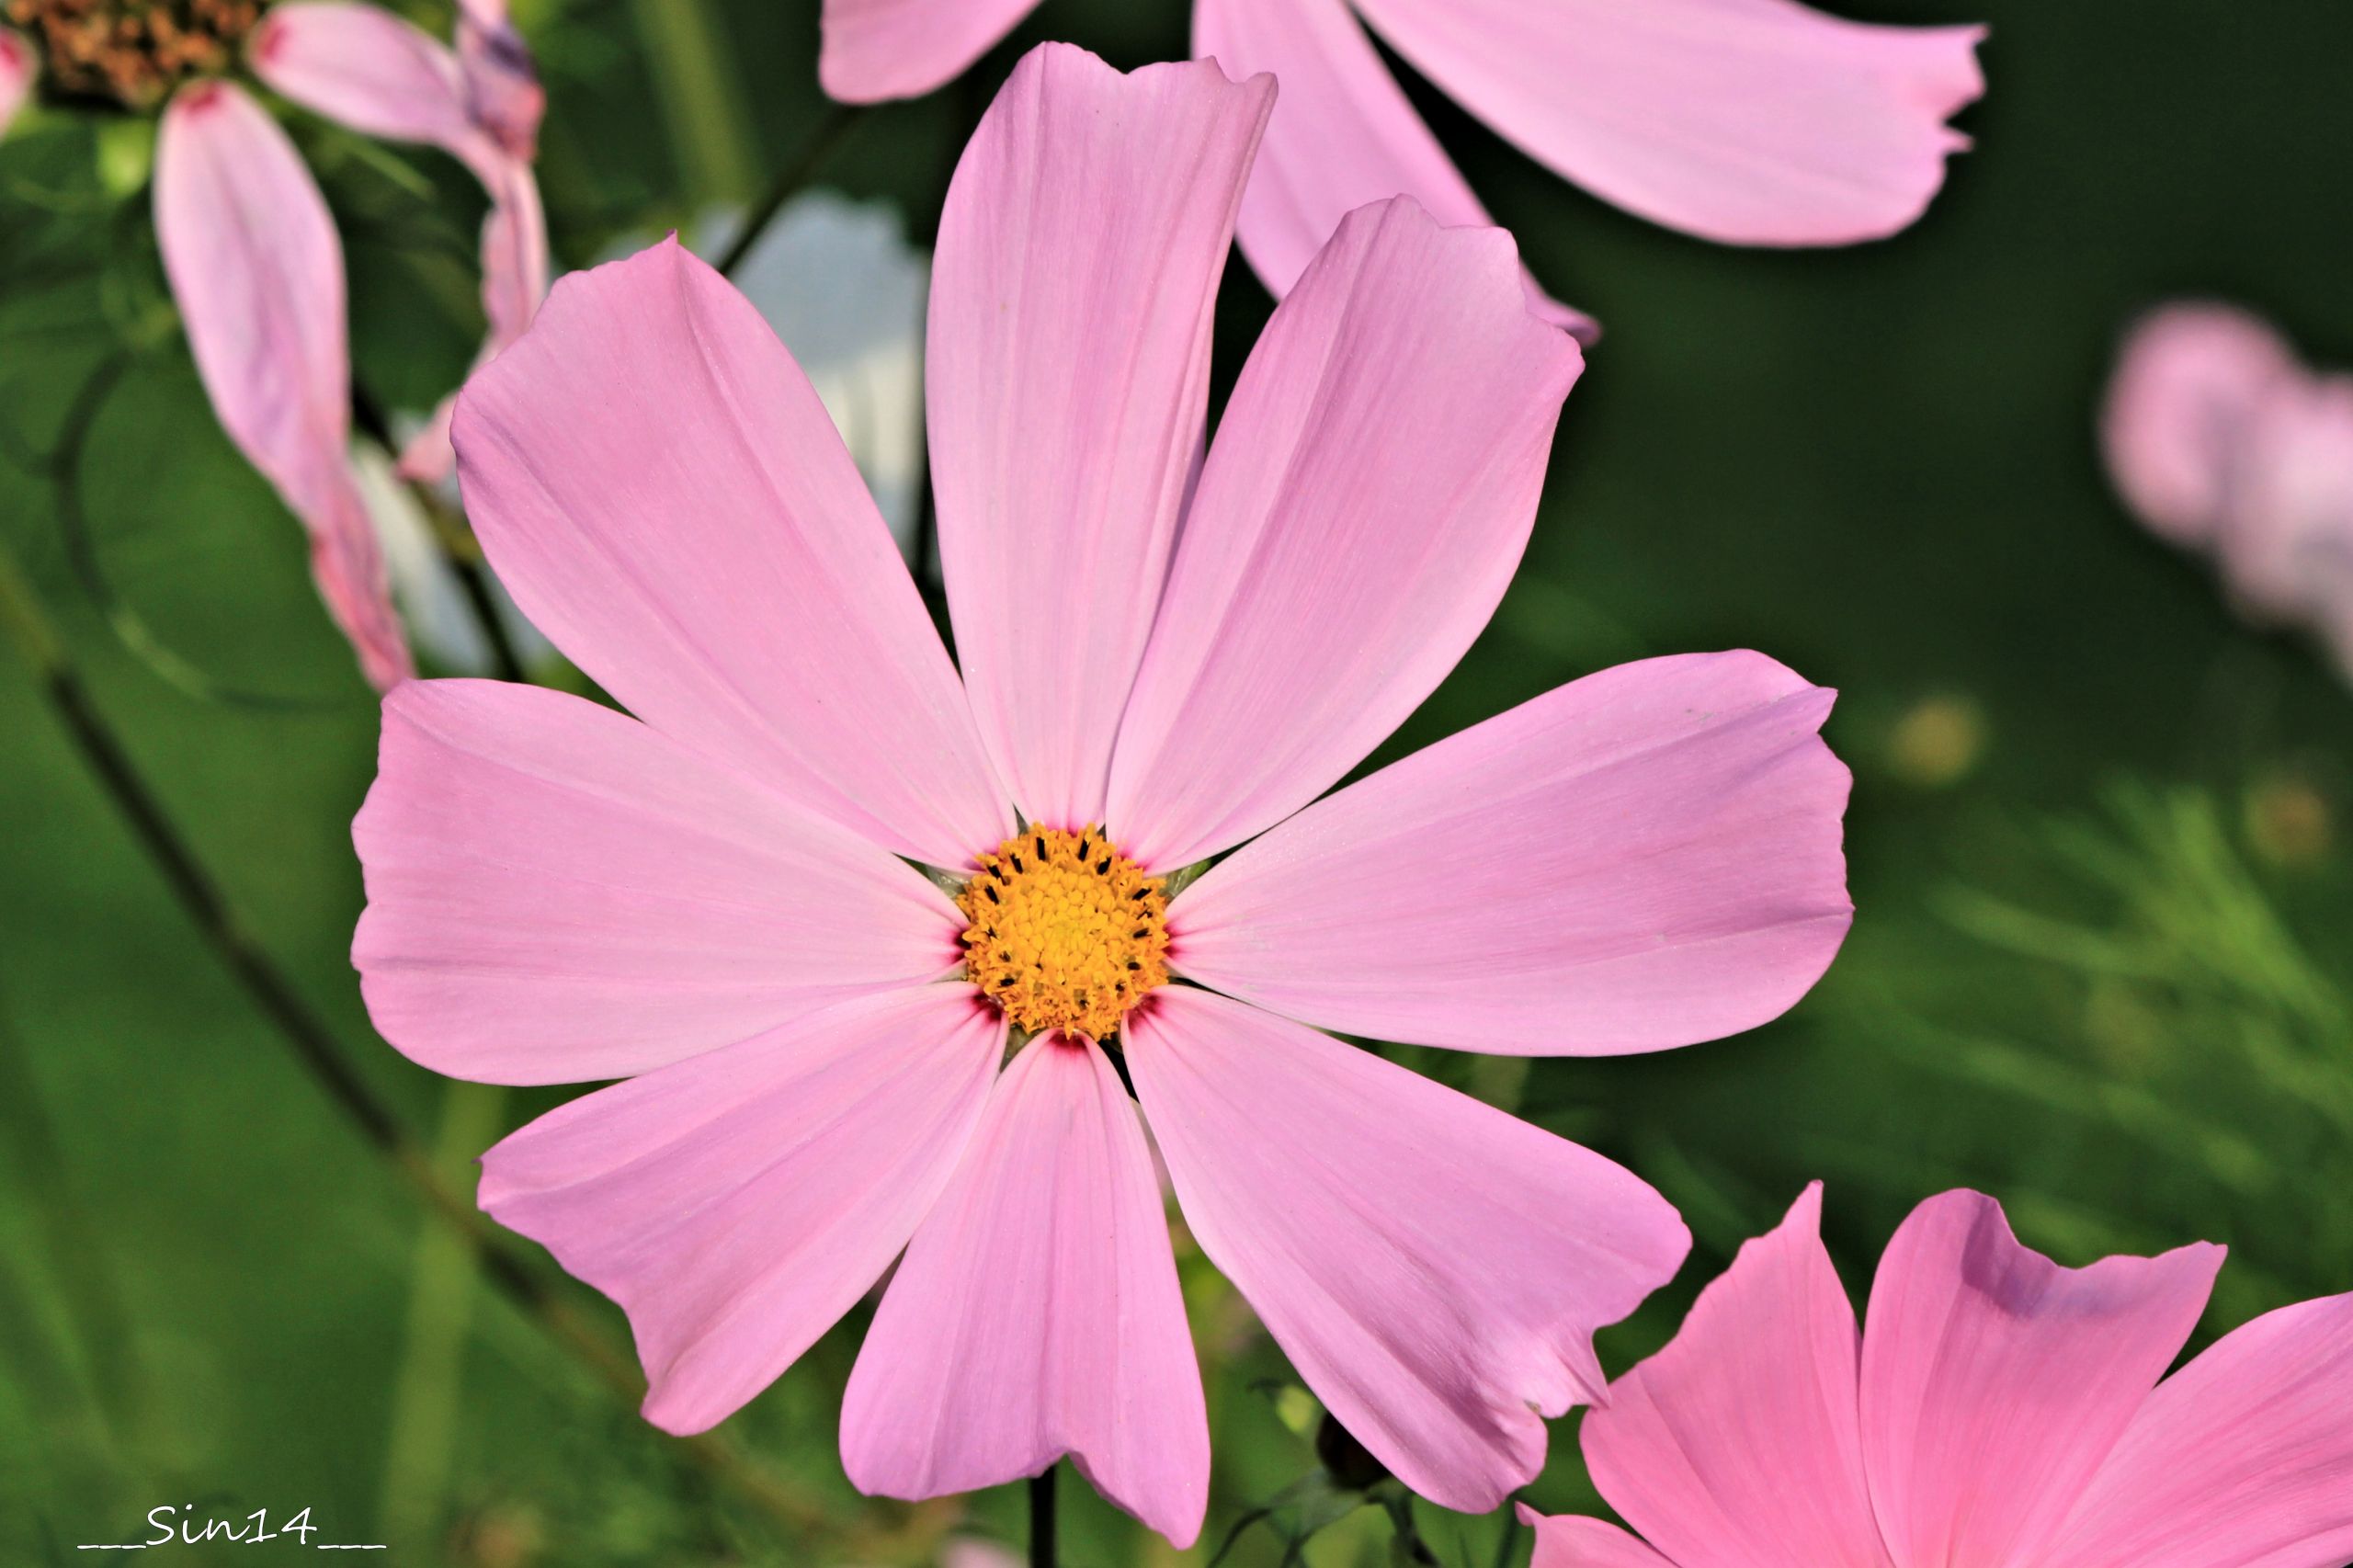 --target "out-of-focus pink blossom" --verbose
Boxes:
[0,28,31,134]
